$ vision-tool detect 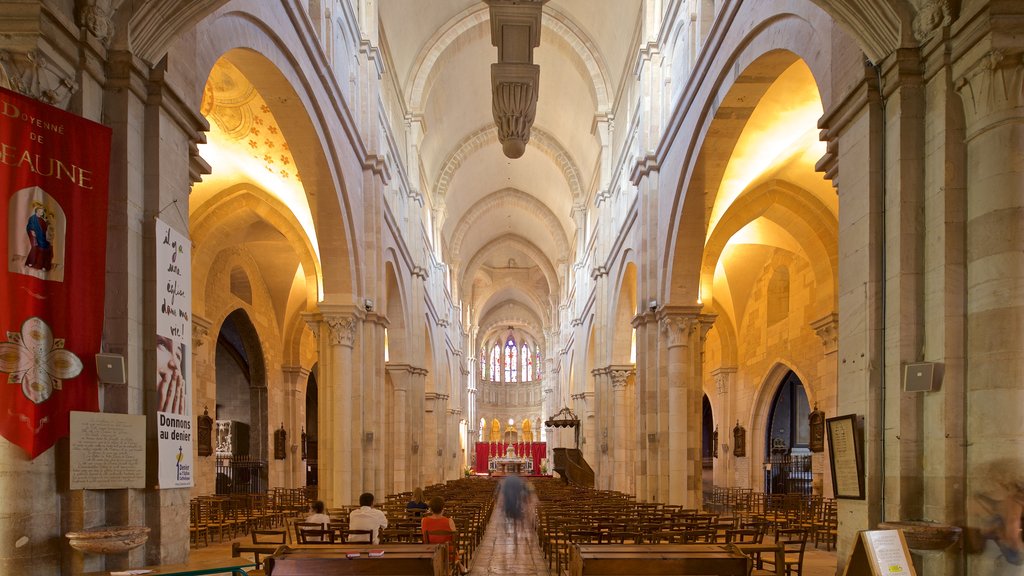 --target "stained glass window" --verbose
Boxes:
[480,354,486,379]
[490,344,501,381]
[535,349,542,378]
[521,343,532,381]
[504,337,518,382]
